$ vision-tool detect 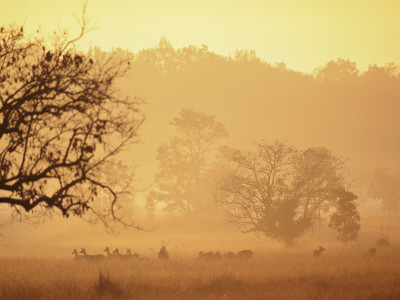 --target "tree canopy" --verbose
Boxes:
[0,23,143,227]
[147,109,228,215]
[329,189,361,244]
[123,39,400,182]
[215,141,355,246]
